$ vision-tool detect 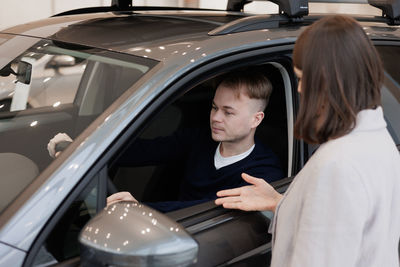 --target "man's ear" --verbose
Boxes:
[252,111,264,128]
